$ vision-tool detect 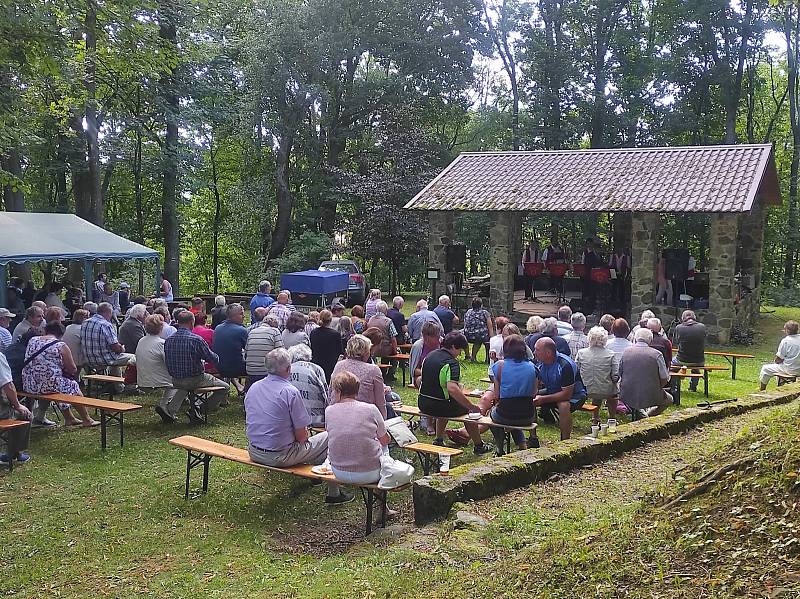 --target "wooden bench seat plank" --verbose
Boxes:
[0,419,29,431]
[395,404,536,431]
[17,391,142,412]
[82,374,126,384]
[704,351,755,359]
[403,442,462,457]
